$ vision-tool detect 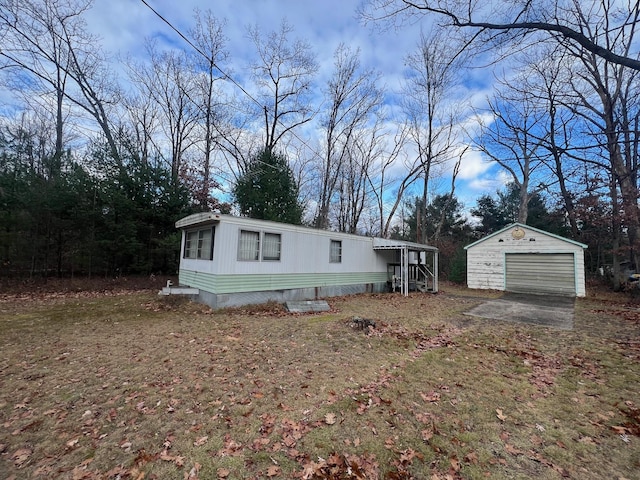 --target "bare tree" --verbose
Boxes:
[0,109,60,176]
[127,42,199,182]
[188,9,229,209]
[248,19,318,154]
[122,92,160,167]
[368,121,448,238]
[0,0,120,165]
[516,47,584,236]
[565,38,640,282]
[477,77,551,224]
[284,141,317,218]
[429,147,465,244]
[335,115,386,233]
[362,0,640,70]
[315,43,383,229]
[213,110,255,180]
[402,27,466,242]
[366,123,414,237]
